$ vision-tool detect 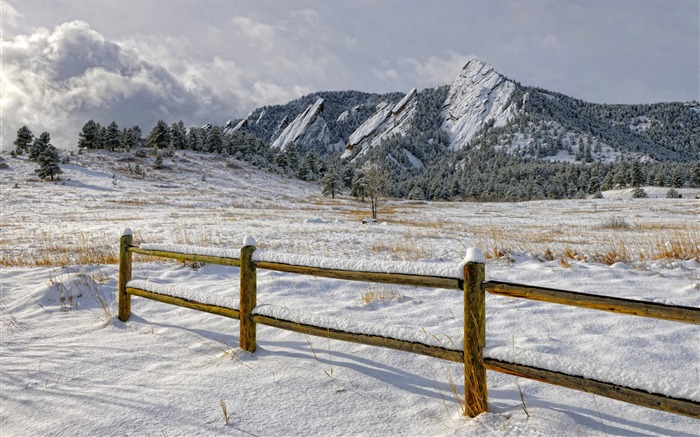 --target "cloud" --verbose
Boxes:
[0,20,307,150]
[231,16,276,52]
[399,52,477,88]
[0,0,21,29]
